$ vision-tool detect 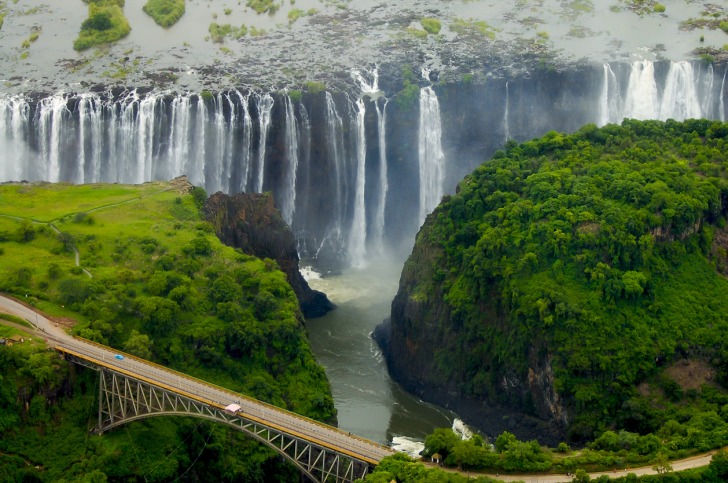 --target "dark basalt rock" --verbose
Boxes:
[204,191,335,319]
